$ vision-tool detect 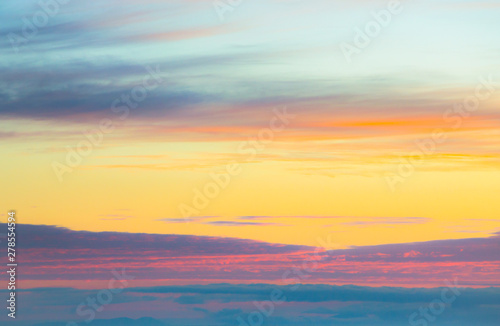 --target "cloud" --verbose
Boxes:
[204,221,289,226]
[5,284,500,326]
[32,317,166,326]
[2,224,499,288]
[174,295,206,305]
[4,223,306,254]
[341,216,431,226]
